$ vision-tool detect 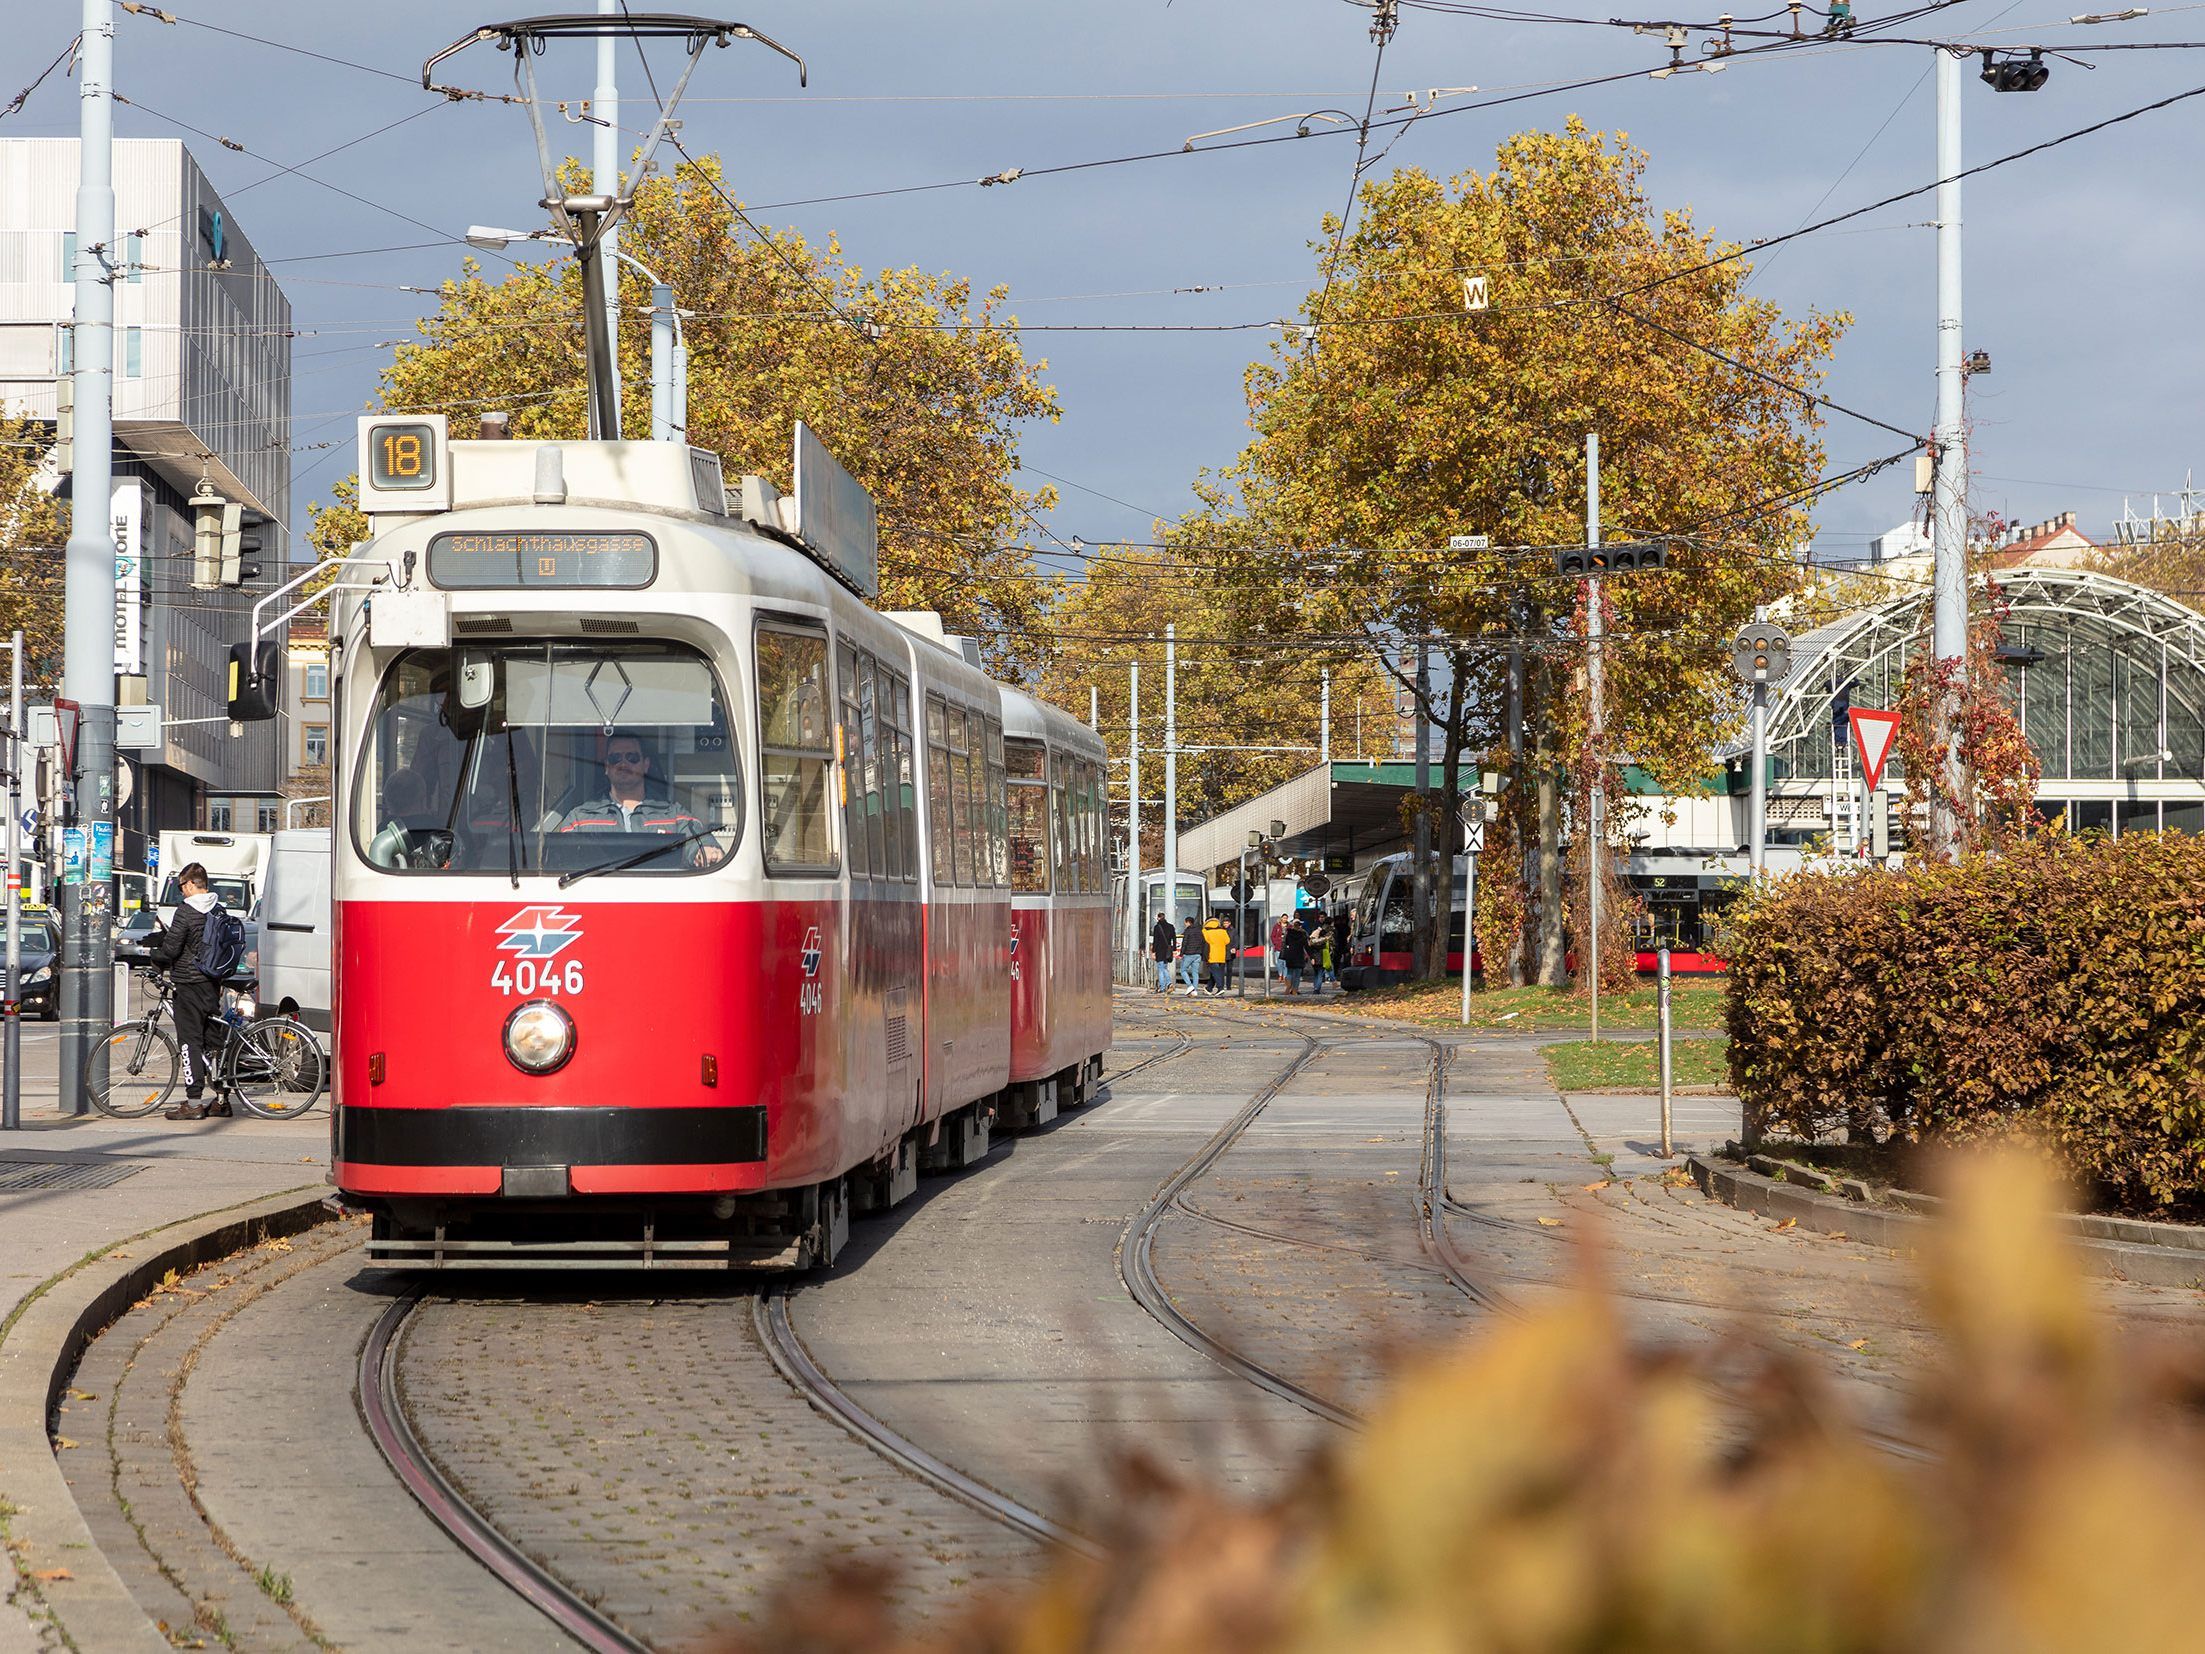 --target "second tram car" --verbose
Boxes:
[250,419,1110,1268]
